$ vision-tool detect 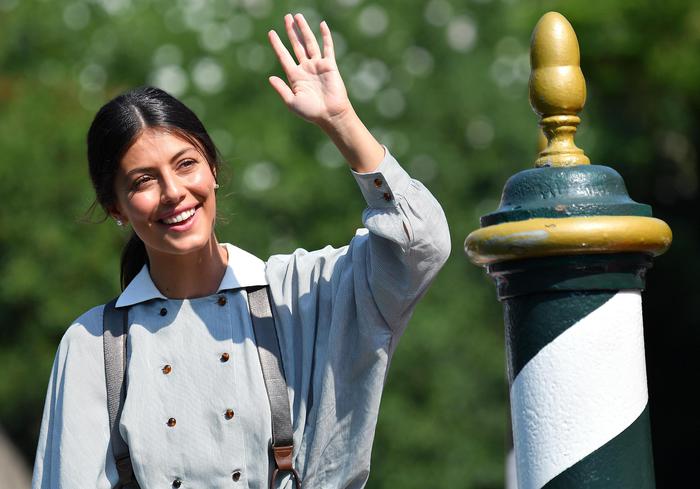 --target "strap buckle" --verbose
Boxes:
[271,445,301,488]
[271,467,302,489]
